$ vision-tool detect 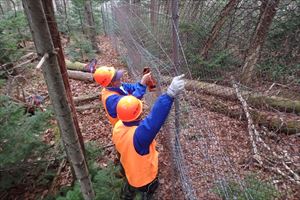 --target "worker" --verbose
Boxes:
[112,74,185,200]
[93,66,152,126]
